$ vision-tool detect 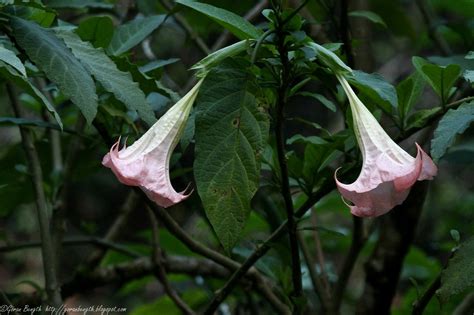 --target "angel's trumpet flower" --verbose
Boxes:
[335,74,437,217]
[102,79,204,208]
